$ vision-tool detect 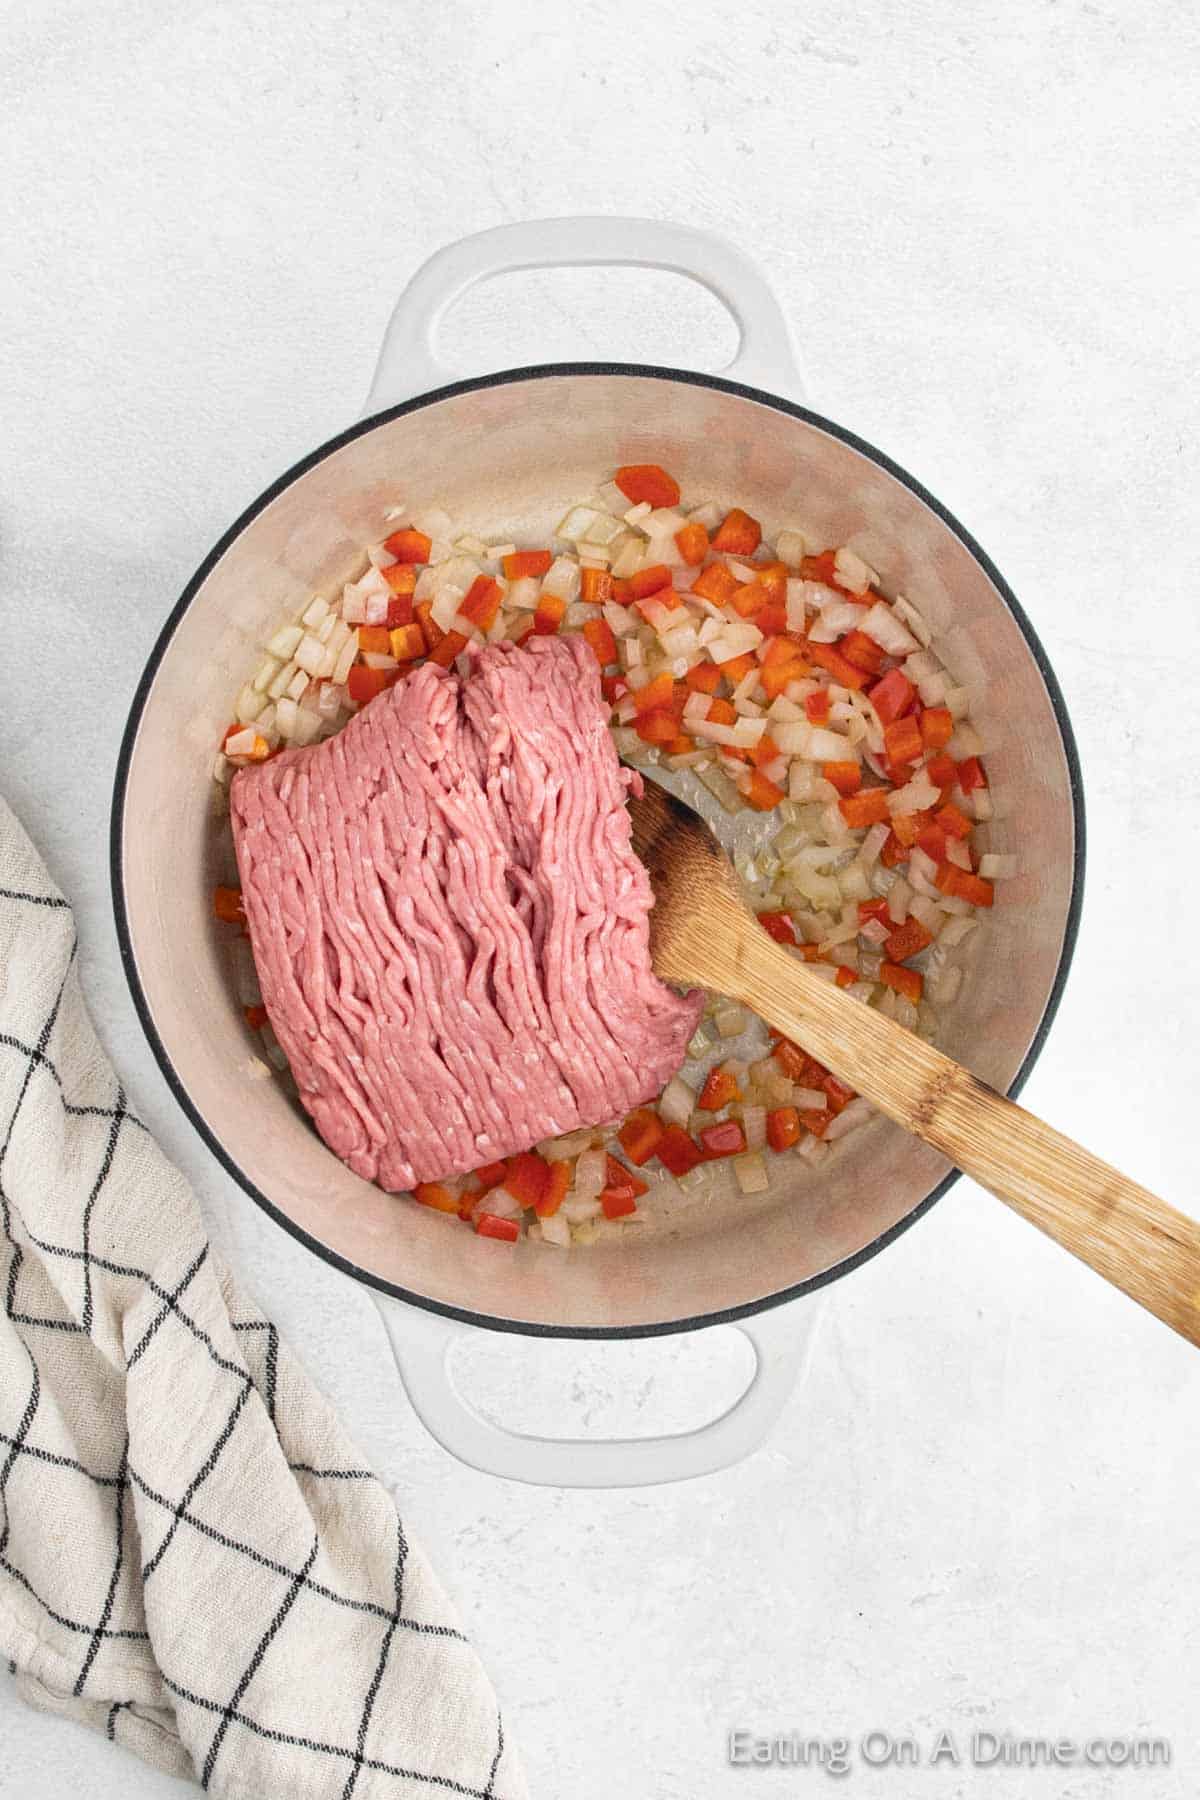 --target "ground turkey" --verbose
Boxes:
[230,634,702,1190]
